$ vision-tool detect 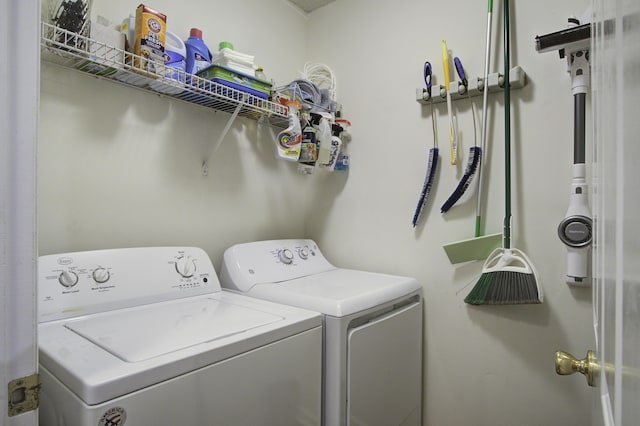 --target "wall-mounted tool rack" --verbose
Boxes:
[415,65,528,105]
